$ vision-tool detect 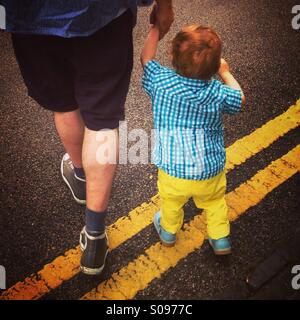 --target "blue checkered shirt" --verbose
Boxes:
[142,60,242,180]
